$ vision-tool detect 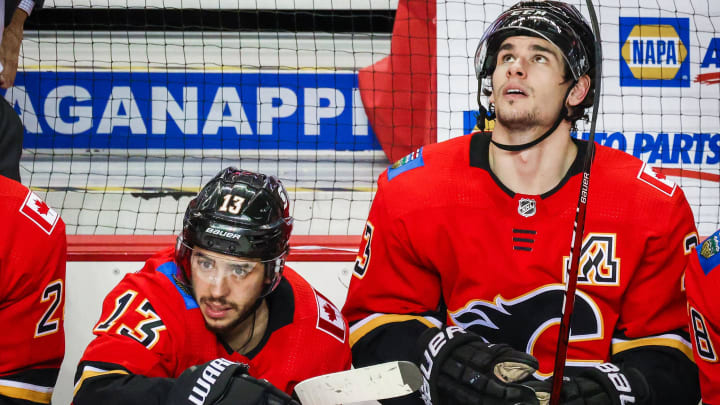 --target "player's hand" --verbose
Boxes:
[166,358,299,405]
[0,22,23,88]
[416,326,540,405]
[522,363,651,405]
